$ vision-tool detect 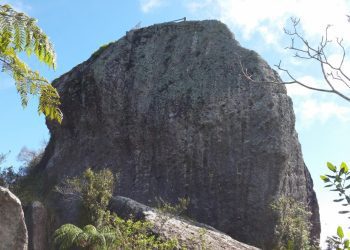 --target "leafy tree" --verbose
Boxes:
[0,4,62,122]
[270,196,315,250]
[81,169,115,227]
[0,166,18,188]
[0,145,46,204]
[0,154,22,191]
[0,144,54,203]
[13,146,46,204]
[321,162,350,249]
[0,152,19,188]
